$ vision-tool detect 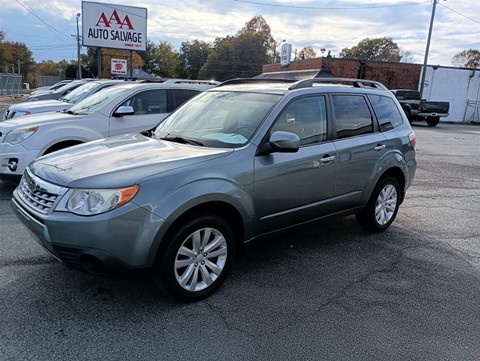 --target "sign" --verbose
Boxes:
[82,1,147,51]
[111,58,127,75]
[280,43,292,67]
